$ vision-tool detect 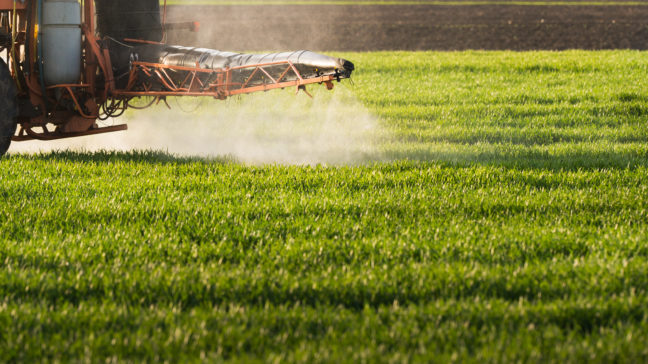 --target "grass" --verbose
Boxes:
[1,50,648,362]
